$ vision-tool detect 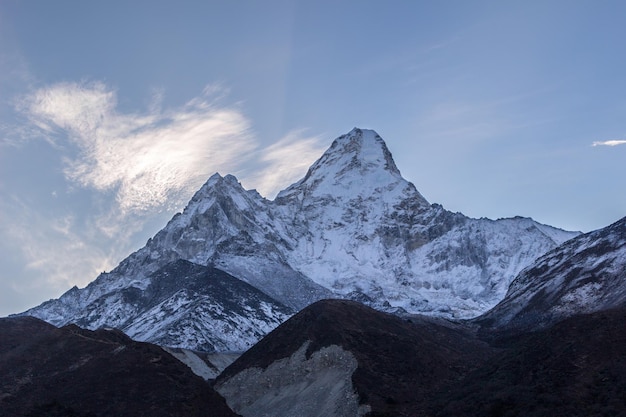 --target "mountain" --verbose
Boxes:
[477,215,626,333]
[18,128,578,351]
[214,299,626,417]
[269,129,576,316]
[29,259,293,352]
[0,316,237,417]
